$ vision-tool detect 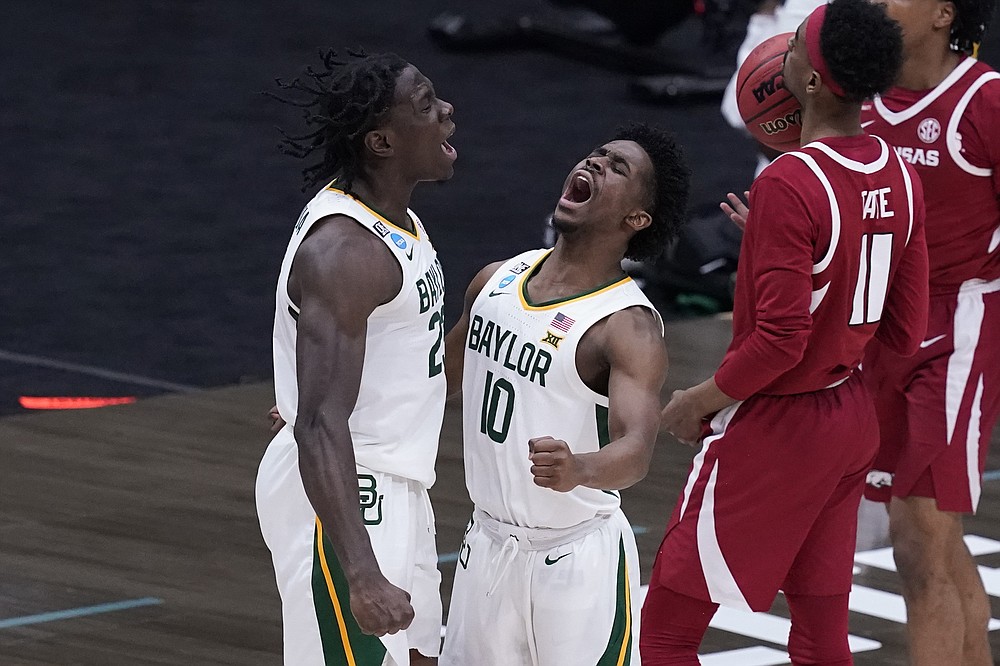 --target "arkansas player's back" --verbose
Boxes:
[802,139,919,358]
